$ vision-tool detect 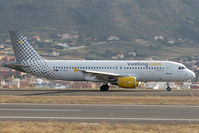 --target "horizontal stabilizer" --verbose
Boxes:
[4,63,30,72]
